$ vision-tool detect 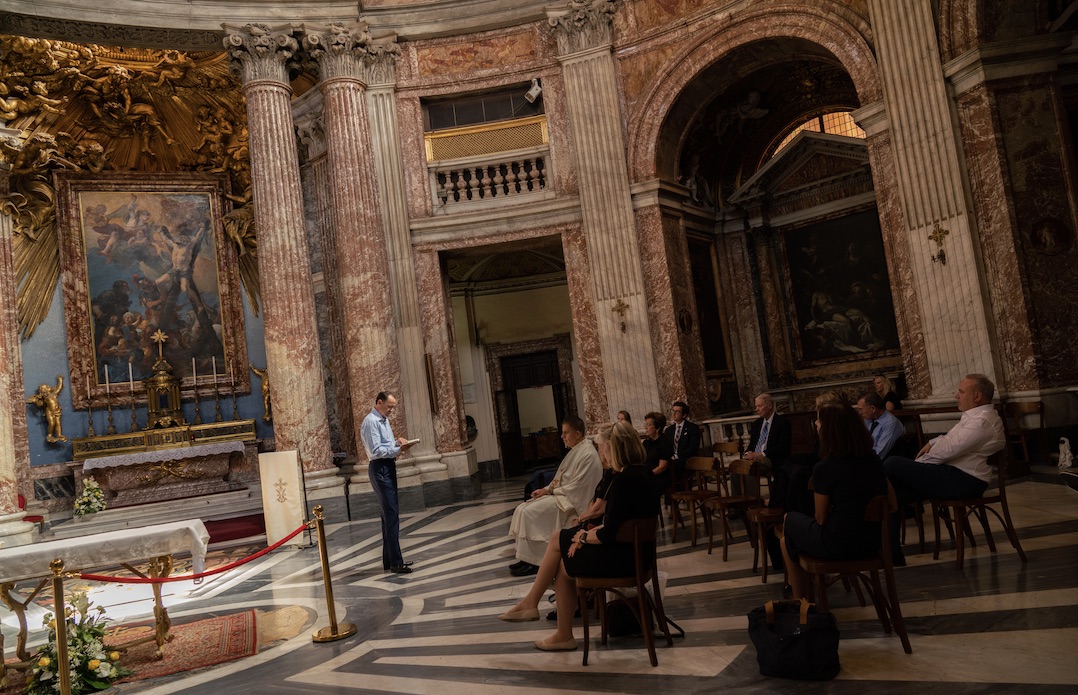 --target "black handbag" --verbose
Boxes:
[747,598,840,680]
